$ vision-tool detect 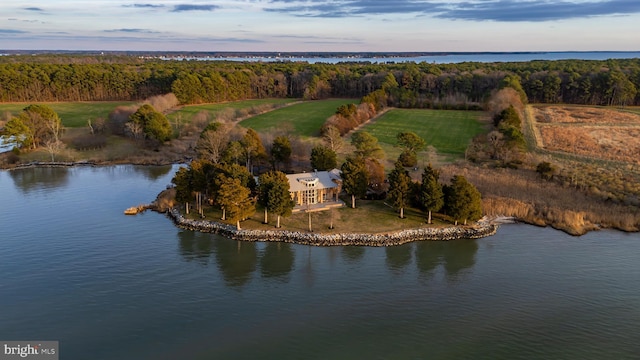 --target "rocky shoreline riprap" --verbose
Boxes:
[165,208,498,247]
